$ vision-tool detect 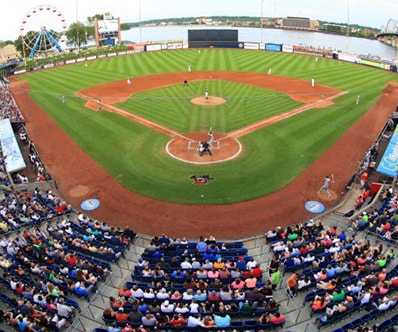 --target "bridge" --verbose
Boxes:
[377,18,398,47]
